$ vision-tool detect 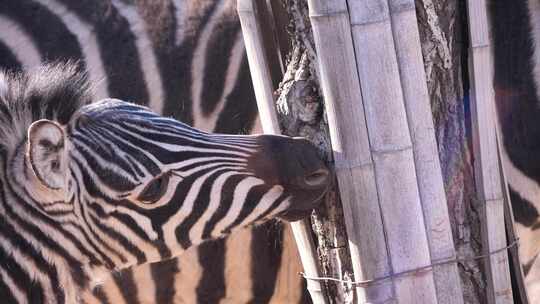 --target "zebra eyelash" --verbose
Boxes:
[138,172,173,204]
